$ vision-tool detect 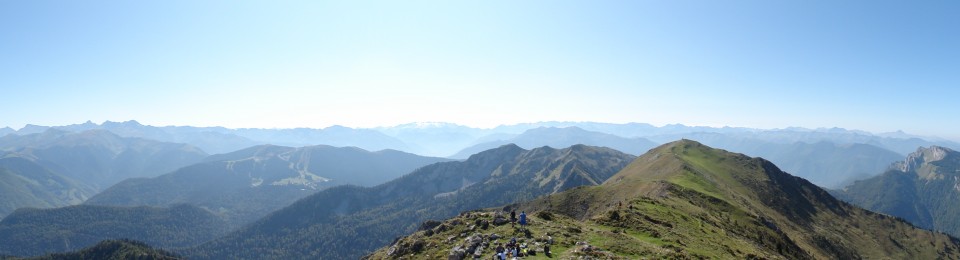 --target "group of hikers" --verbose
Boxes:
[493,237,531,259]
[493,210,543,260]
